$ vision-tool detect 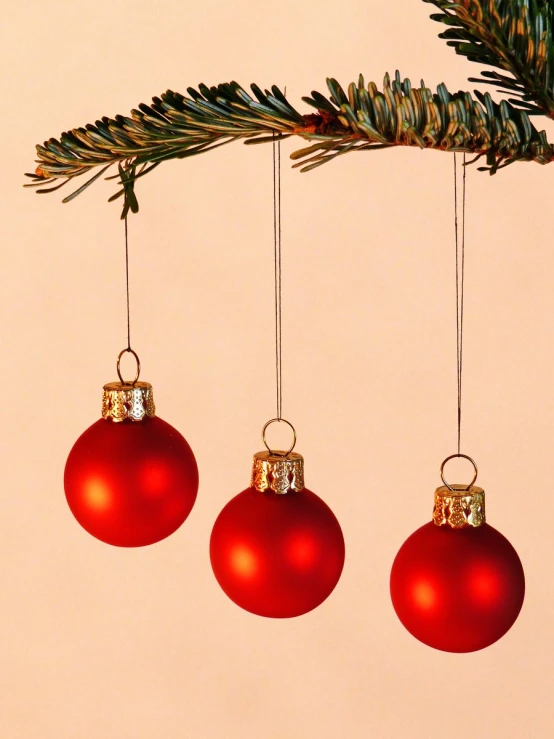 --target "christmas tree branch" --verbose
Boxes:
[425,0,554,118]
[25,72,554,217]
